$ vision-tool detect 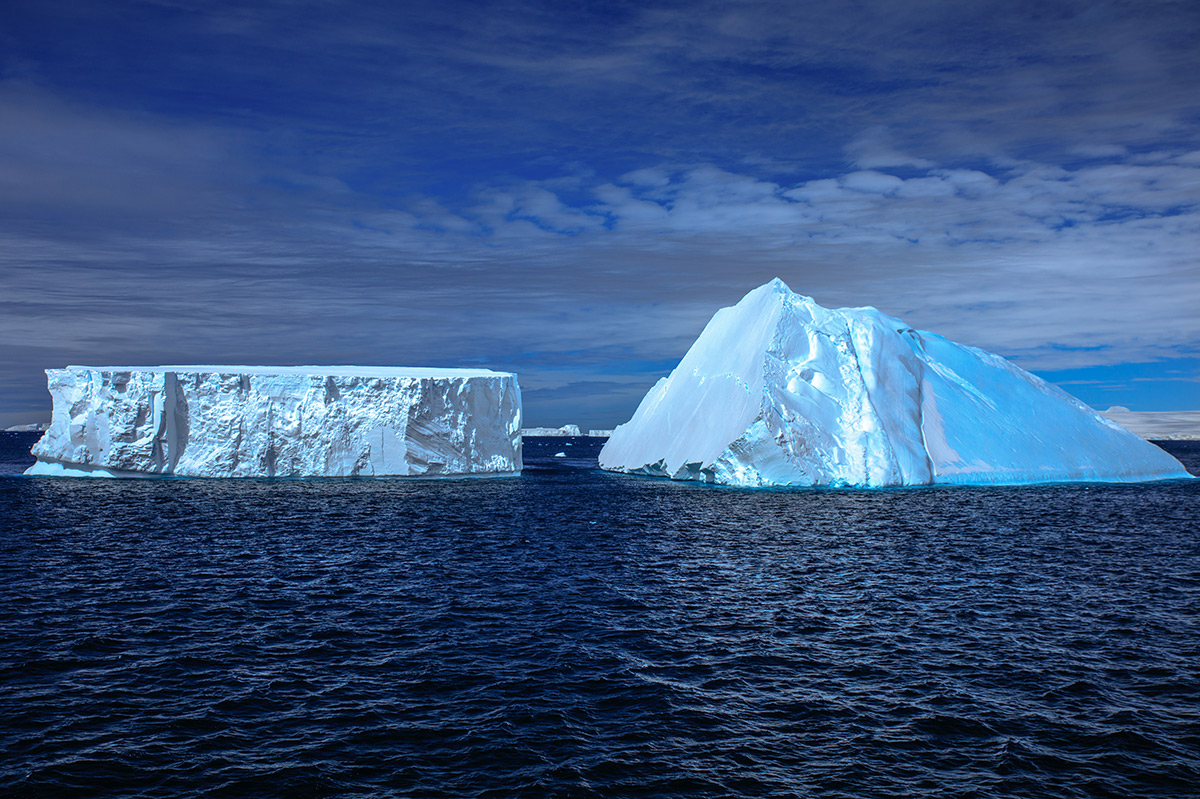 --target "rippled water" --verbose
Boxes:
[2,433,1198,797]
